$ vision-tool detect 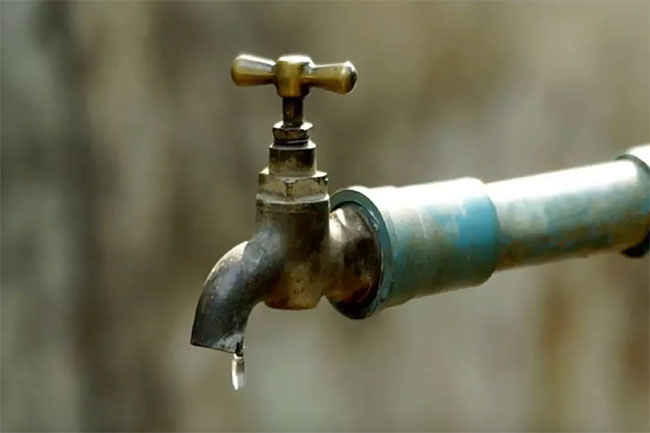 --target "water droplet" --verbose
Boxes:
[231,352,245,390]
